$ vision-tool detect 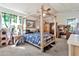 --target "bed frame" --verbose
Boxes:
[24,35,55,52]
[25,5,57,52]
